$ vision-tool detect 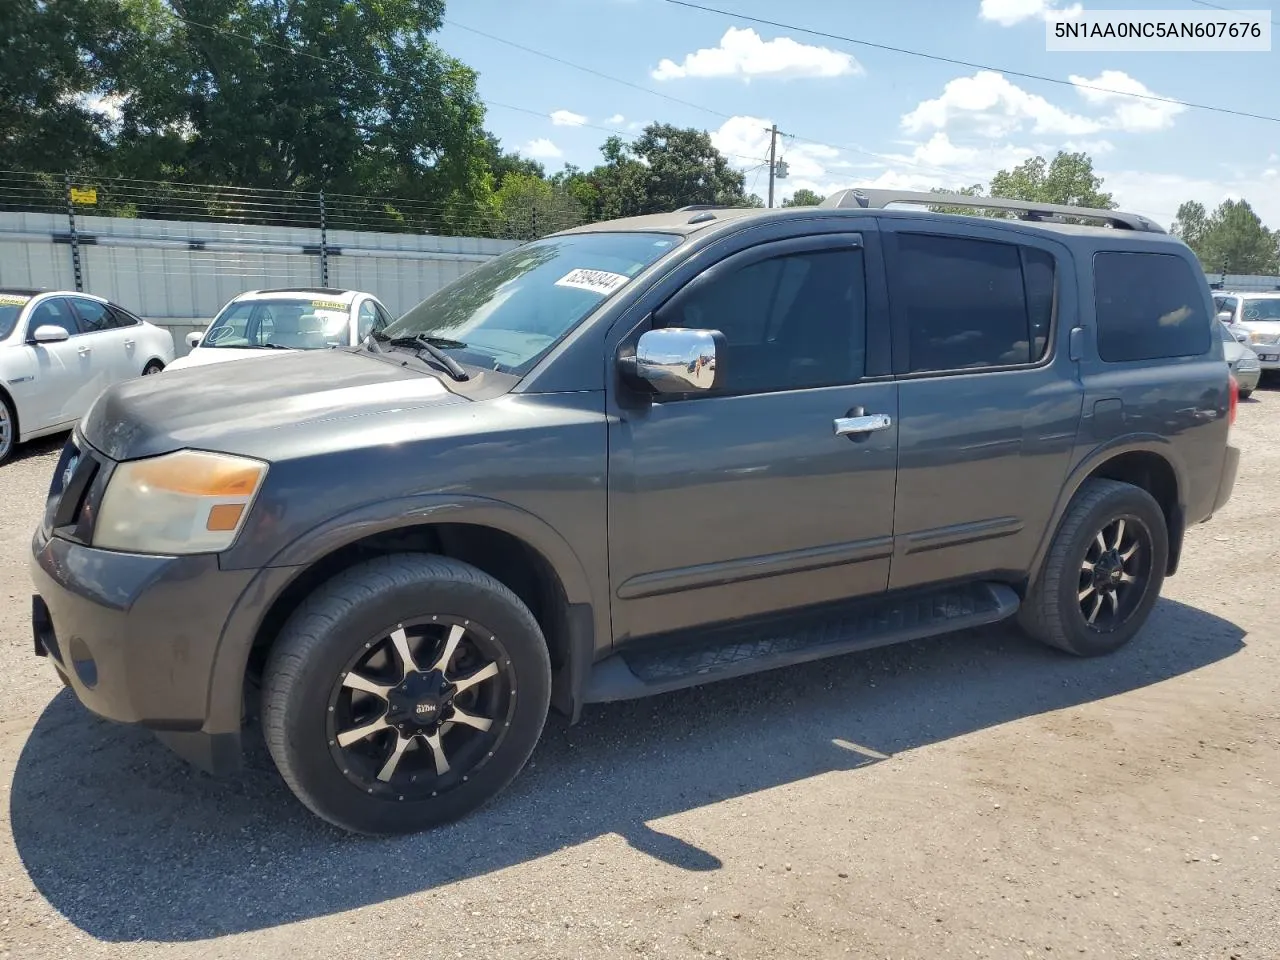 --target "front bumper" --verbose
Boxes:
[1247,347,1280,371]
[30,527,257,773]
[1233,365,1262,392]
